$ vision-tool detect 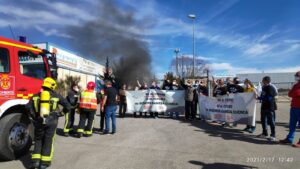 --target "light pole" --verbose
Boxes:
[181,55,184,78]
[174,48,180,77]
[188,14,196,78]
